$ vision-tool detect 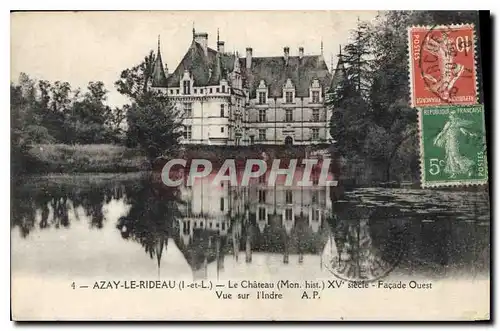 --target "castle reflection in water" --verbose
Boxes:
[117,168,334,280]
[11,167,490,281]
